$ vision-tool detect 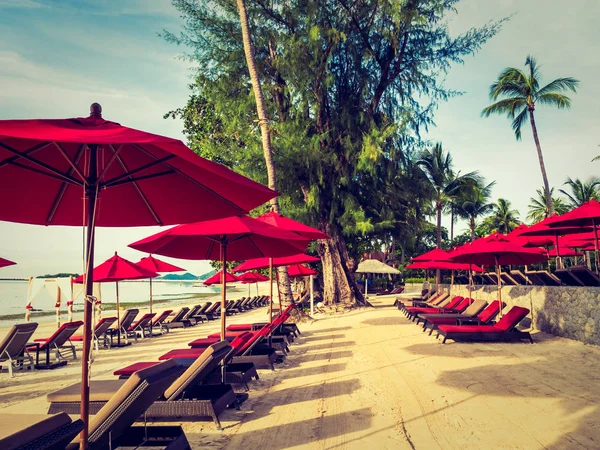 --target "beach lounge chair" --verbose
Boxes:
[410,292,449,309]
[553,269,584,286]
[0,322,38,377]
[49,343,238,430]
[0,412,83,449]
[114,308,139,344]
[151,309,174,334]
[525,270,561,286]
[190,303,212,323]
[163,307,191,329]
[127,312,156,340]
[203,302,221,321]
[510,270,532,285]
[500,272,518,285]
[437,306,533,344]
[404,296,463,320]
[414,297,472,324]
[71,317,117,351]
[29,321,83,369]
[397,292,442,311]
[486,272,501,285]
[51,360,190,449]
[226,303,300,336]
[182,304,203,325]
[454,274,469,285]
[569,266,600,286]
[420,300,490,335]
[117,334,259,391]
